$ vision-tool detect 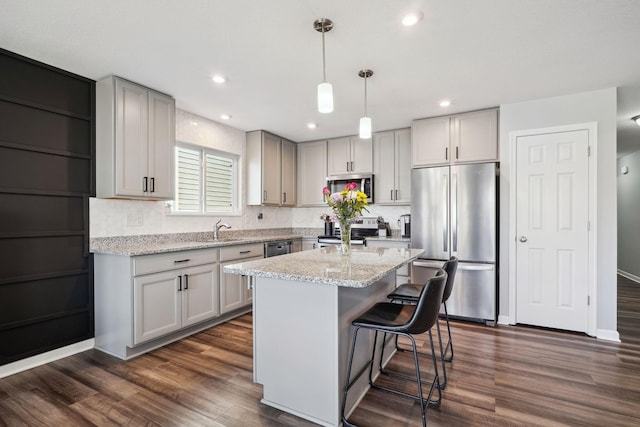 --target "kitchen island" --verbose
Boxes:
[224,246,424,427]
